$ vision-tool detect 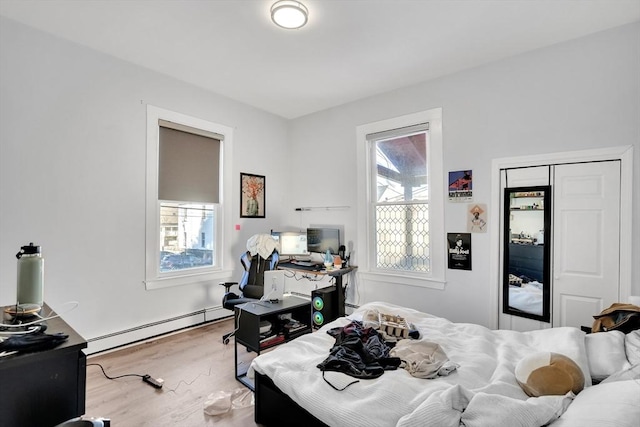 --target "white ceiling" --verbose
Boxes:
[1,0,639,119]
